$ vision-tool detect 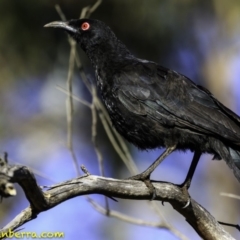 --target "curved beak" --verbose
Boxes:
[44,21,77,33]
